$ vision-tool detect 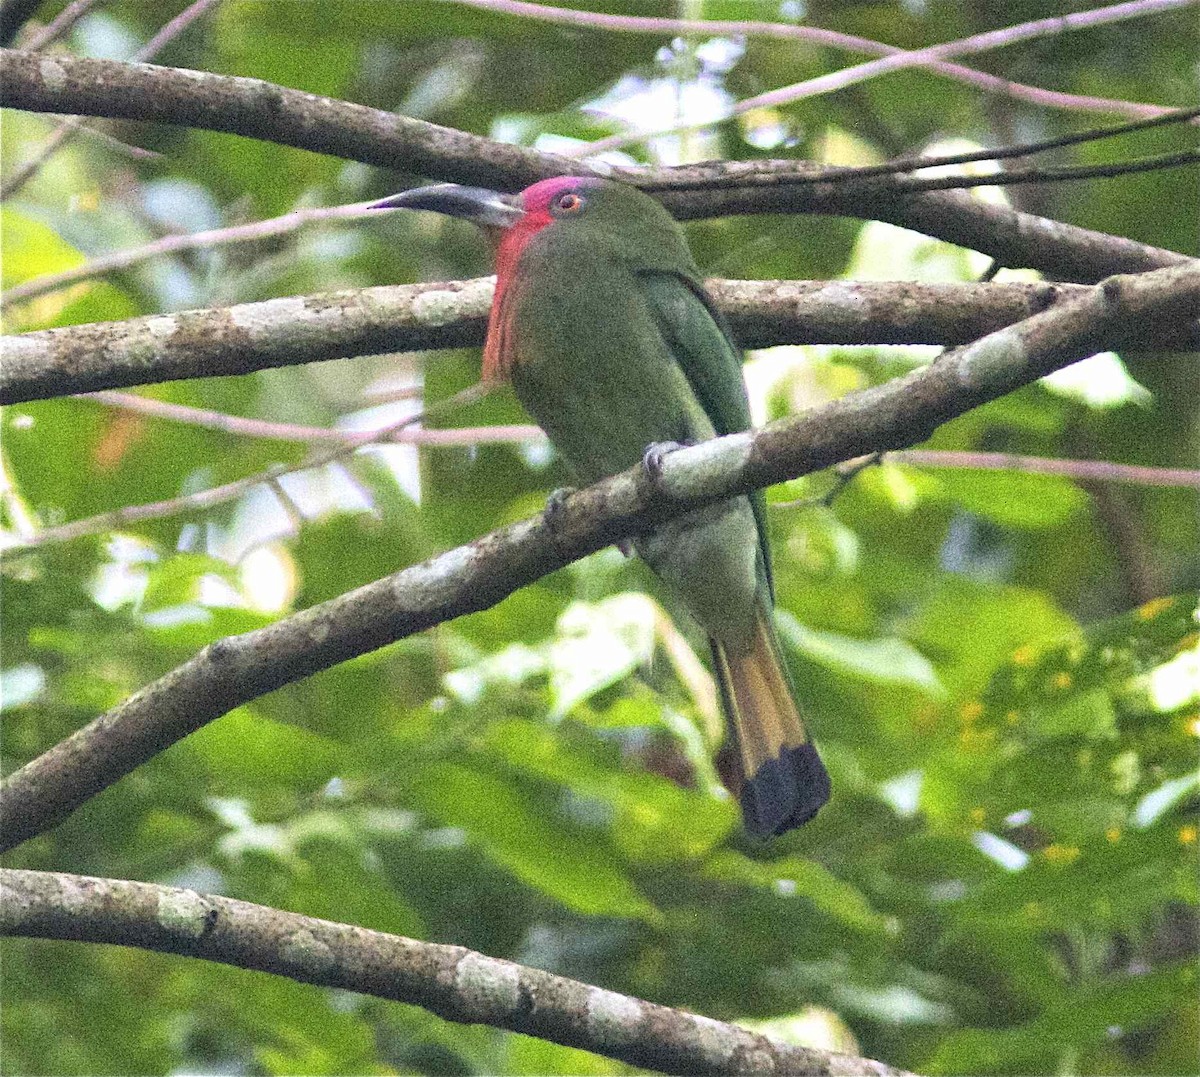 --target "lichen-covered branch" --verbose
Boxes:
[0,869,909,1076]
[3,260,1196,851]
[7,277,1198,405]
[1,50,1190,283]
